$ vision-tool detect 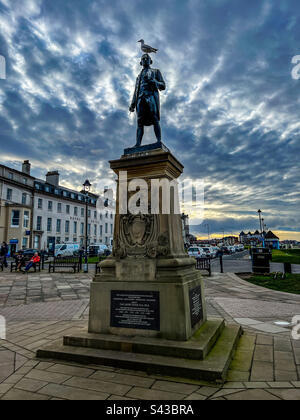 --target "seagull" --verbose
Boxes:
[138,39,158,54]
